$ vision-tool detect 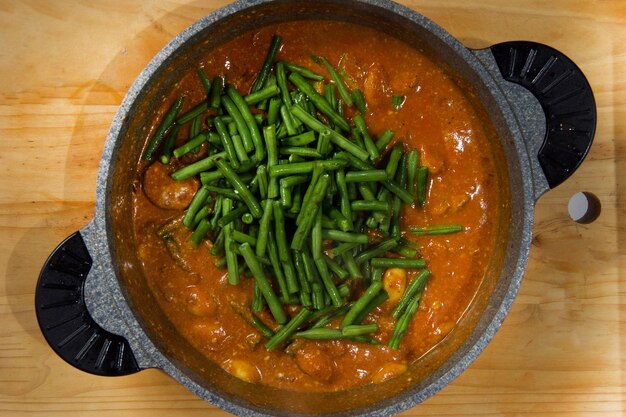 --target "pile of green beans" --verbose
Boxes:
[142,35,464,350]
